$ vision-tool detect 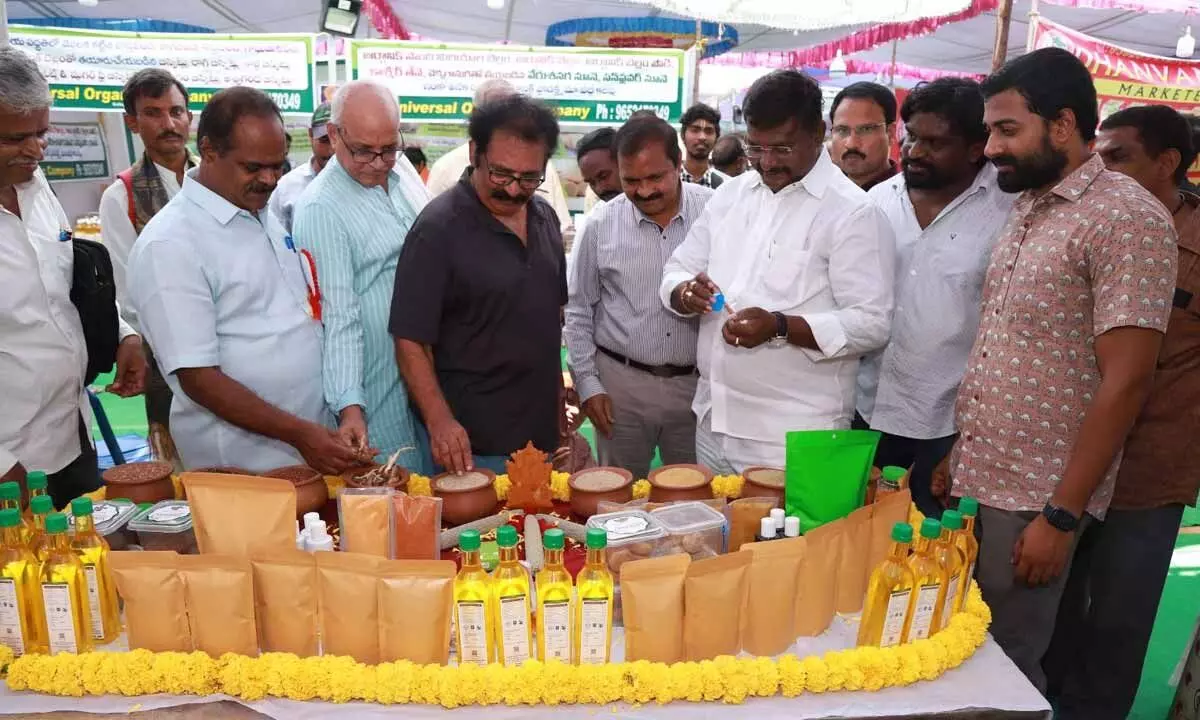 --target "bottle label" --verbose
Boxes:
[83,564,105,640]
[41,582,78,654]
[498,594,531,666]
[0,578,26,656]
[880,588,911,647]
[909,582,941,640]
[942,573,960,627]
[578,598,611,665]
[964,561,976,597]
[540,600,571,663]
[455,601,489,666]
